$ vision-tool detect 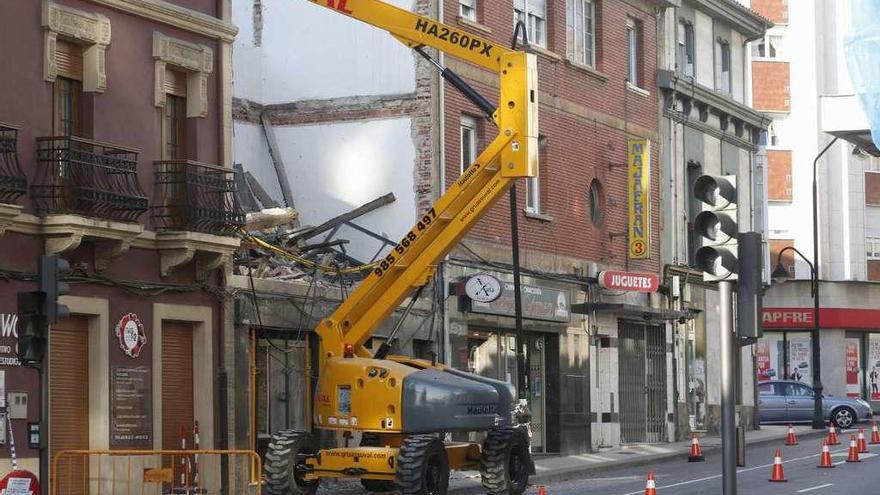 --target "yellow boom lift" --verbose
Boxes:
[262,1,539,494]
